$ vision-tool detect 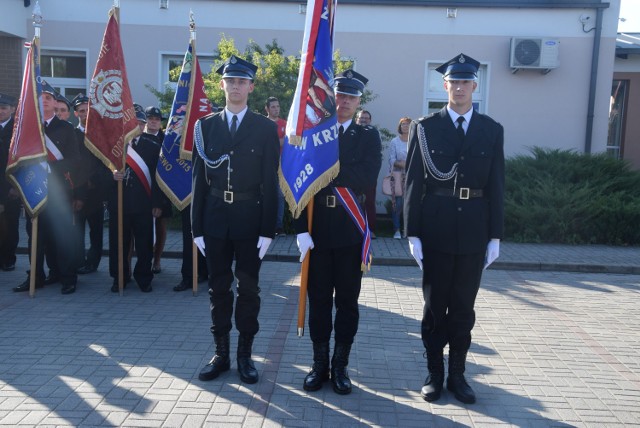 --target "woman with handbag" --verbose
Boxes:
[387,117,411,239]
